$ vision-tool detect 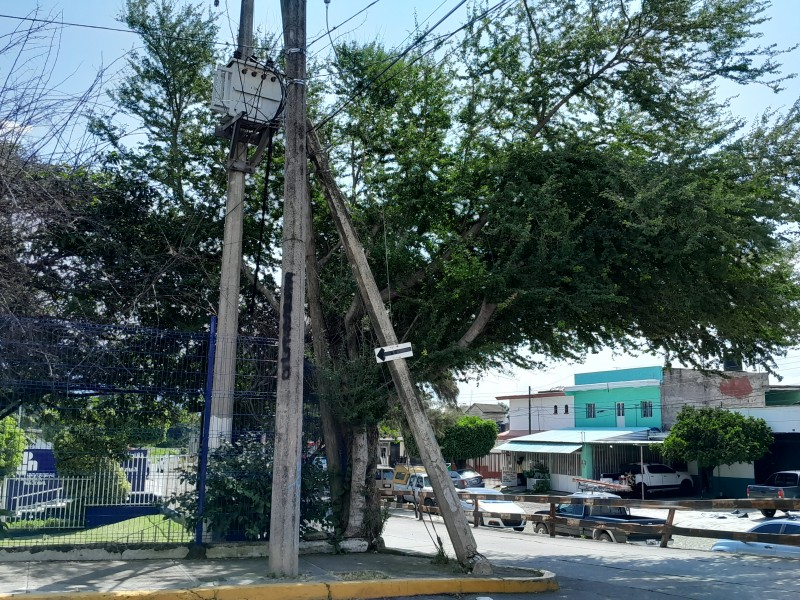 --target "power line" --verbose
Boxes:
[313,0,475,130]
[0,12,242,52]
[308,0,385,49]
